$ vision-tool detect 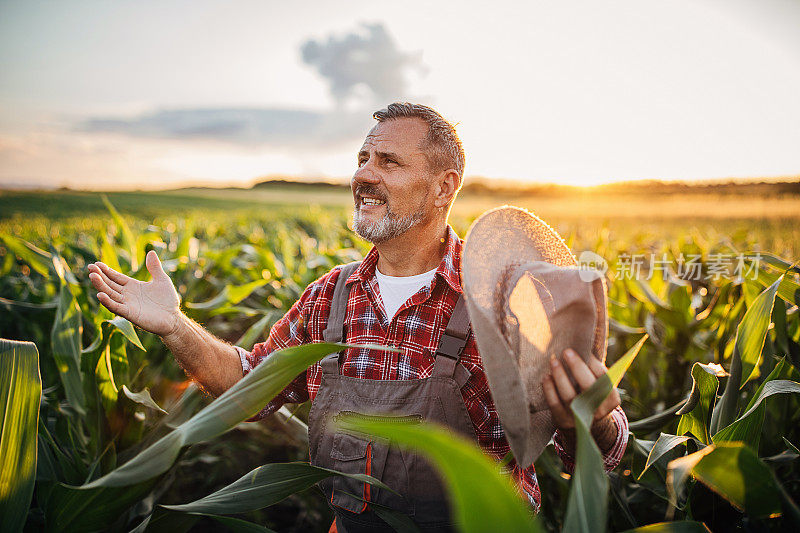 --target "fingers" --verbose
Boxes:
[145,250,168,280]
[549,356,577,404]
[93,261,132,286]
[88,264,124,292]
[587,357,609,379]
[97,291,129,317]
[88,272,124,303]
[543,375,573,427]
[594,389,621,421]
[562,349,598,391]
